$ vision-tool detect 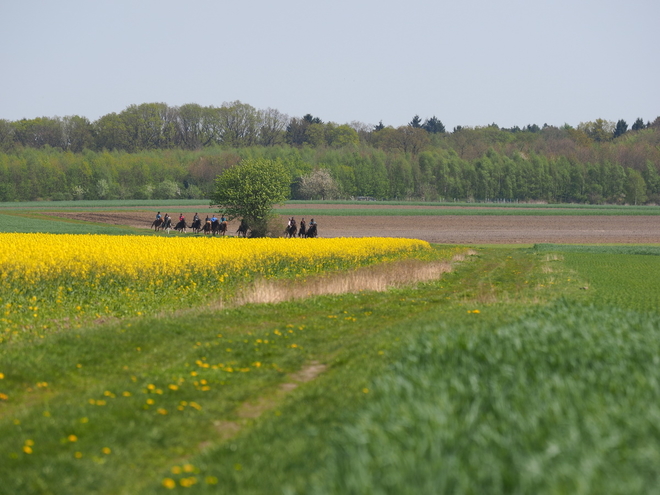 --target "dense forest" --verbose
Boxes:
[0,101,659,204]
